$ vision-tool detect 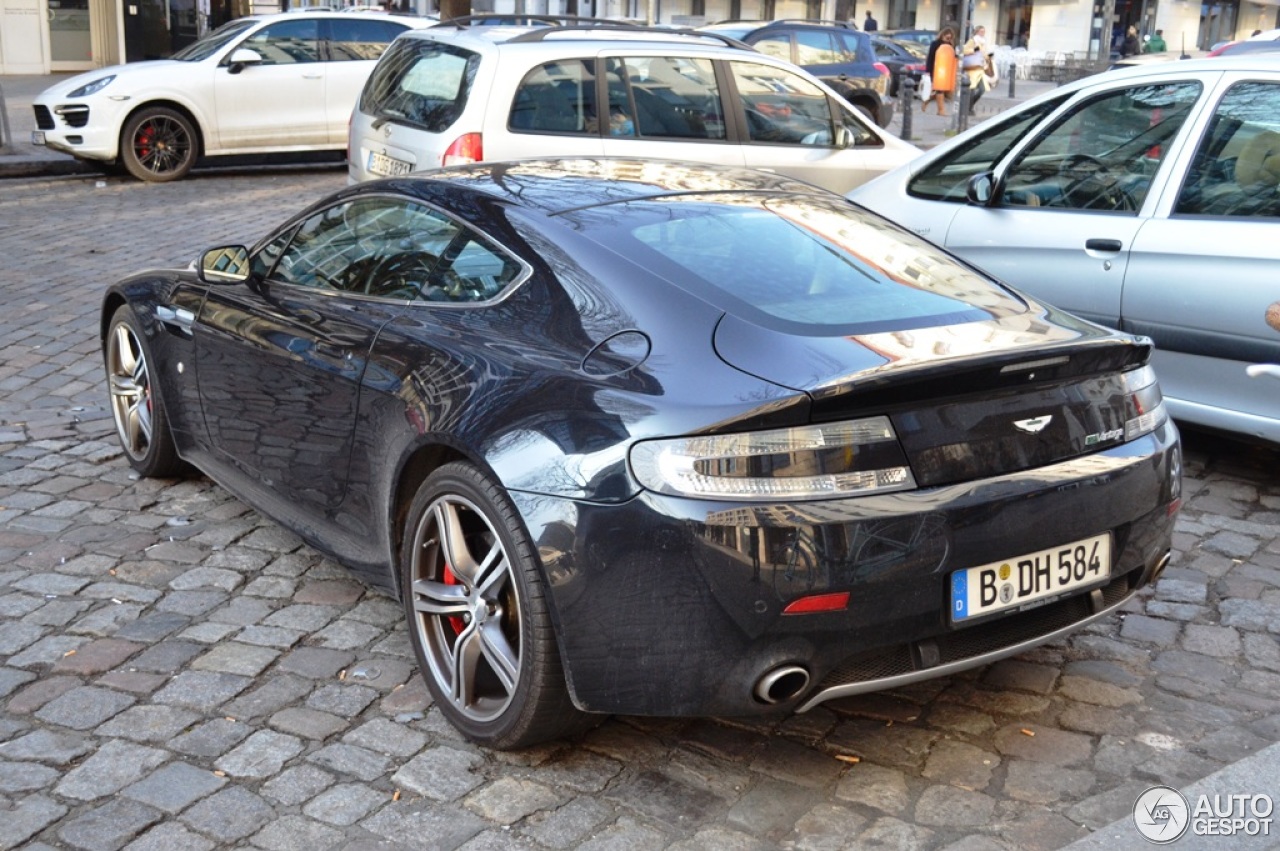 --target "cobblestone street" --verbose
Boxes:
[1,167,1278,851]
